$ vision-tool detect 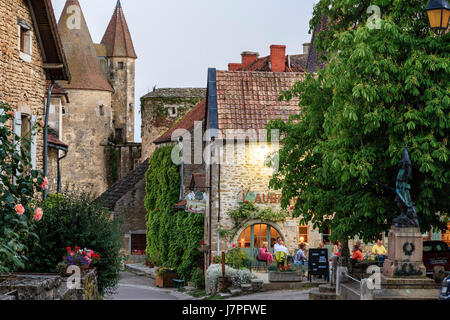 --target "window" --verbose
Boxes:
[115,128,123,143]
[238,224,281,250]
[99,105,105,116]
[169,106,178,117]
[298,225,309,244]
[131,234,146,255]
[322,226,331,244]
[118,62,125,70]
[18,19,32,61]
